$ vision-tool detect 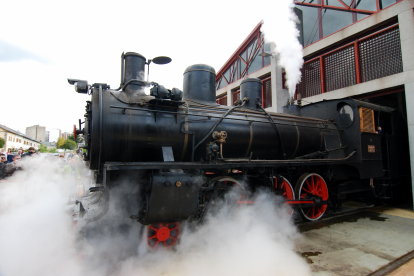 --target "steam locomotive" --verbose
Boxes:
[69,52,408,249]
